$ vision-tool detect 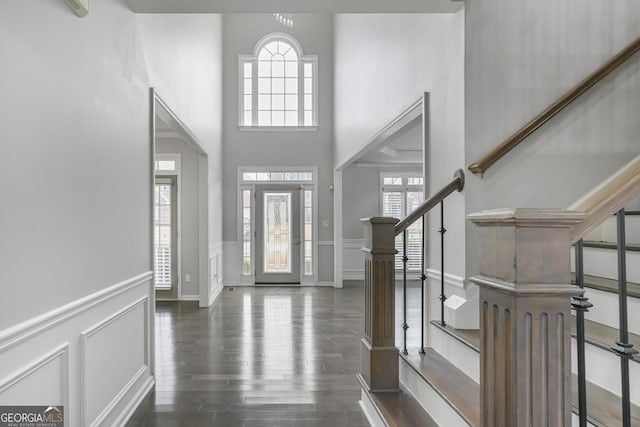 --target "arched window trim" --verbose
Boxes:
[238,32,318,131]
